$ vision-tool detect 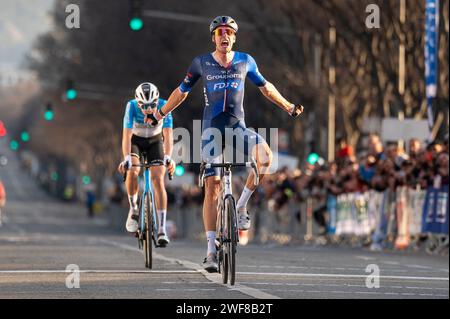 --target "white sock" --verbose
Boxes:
[206,231,217,256]
[128,194,138,210]
[236,186,254,214]
[157,209,167,234]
